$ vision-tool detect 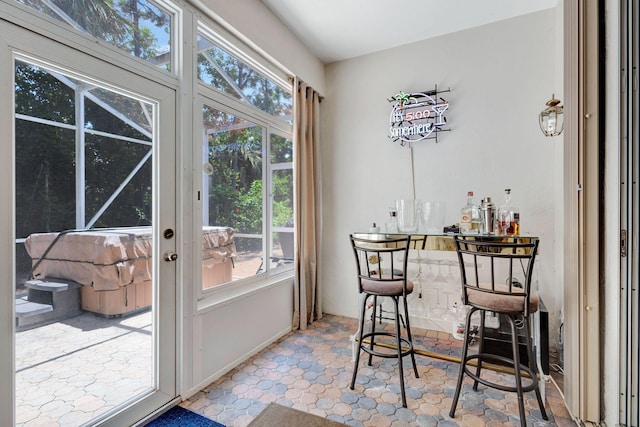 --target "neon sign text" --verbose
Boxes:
[388,88,450,145]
